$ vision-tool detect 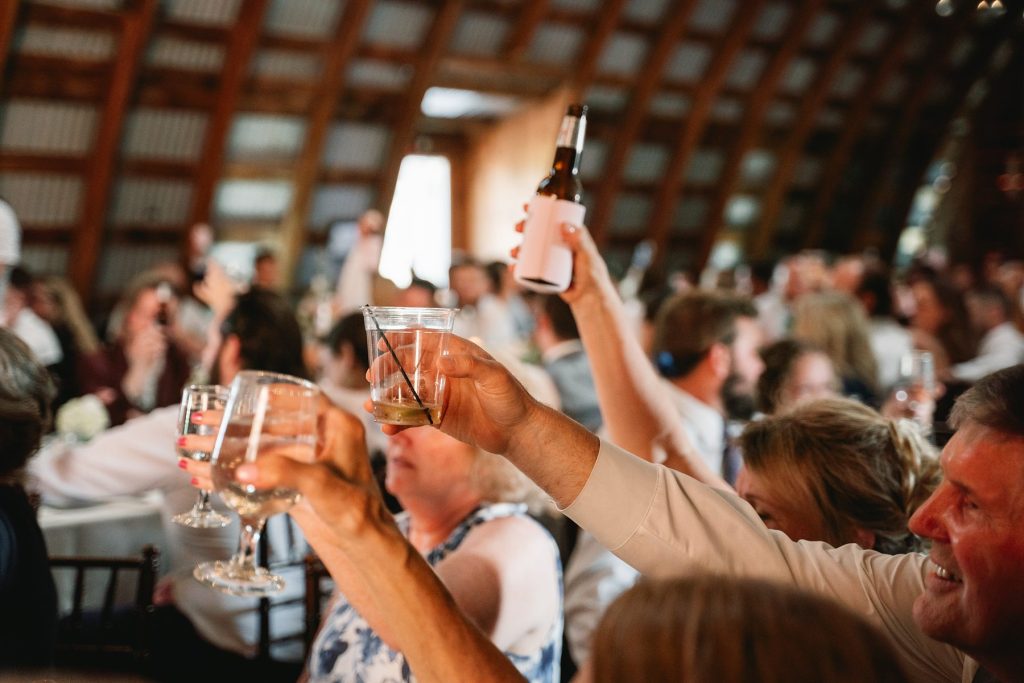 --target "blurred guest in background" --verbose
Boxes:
[78,276,192,426]
[585,576,908,683]
[0,328,57,669]
[251,246,281,292]
[907,271,977,375]
[450,257,520,352]
[949,286,1024,383]
[855,268,914,393]
[755,339,838,415]
[533,295,602,433]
